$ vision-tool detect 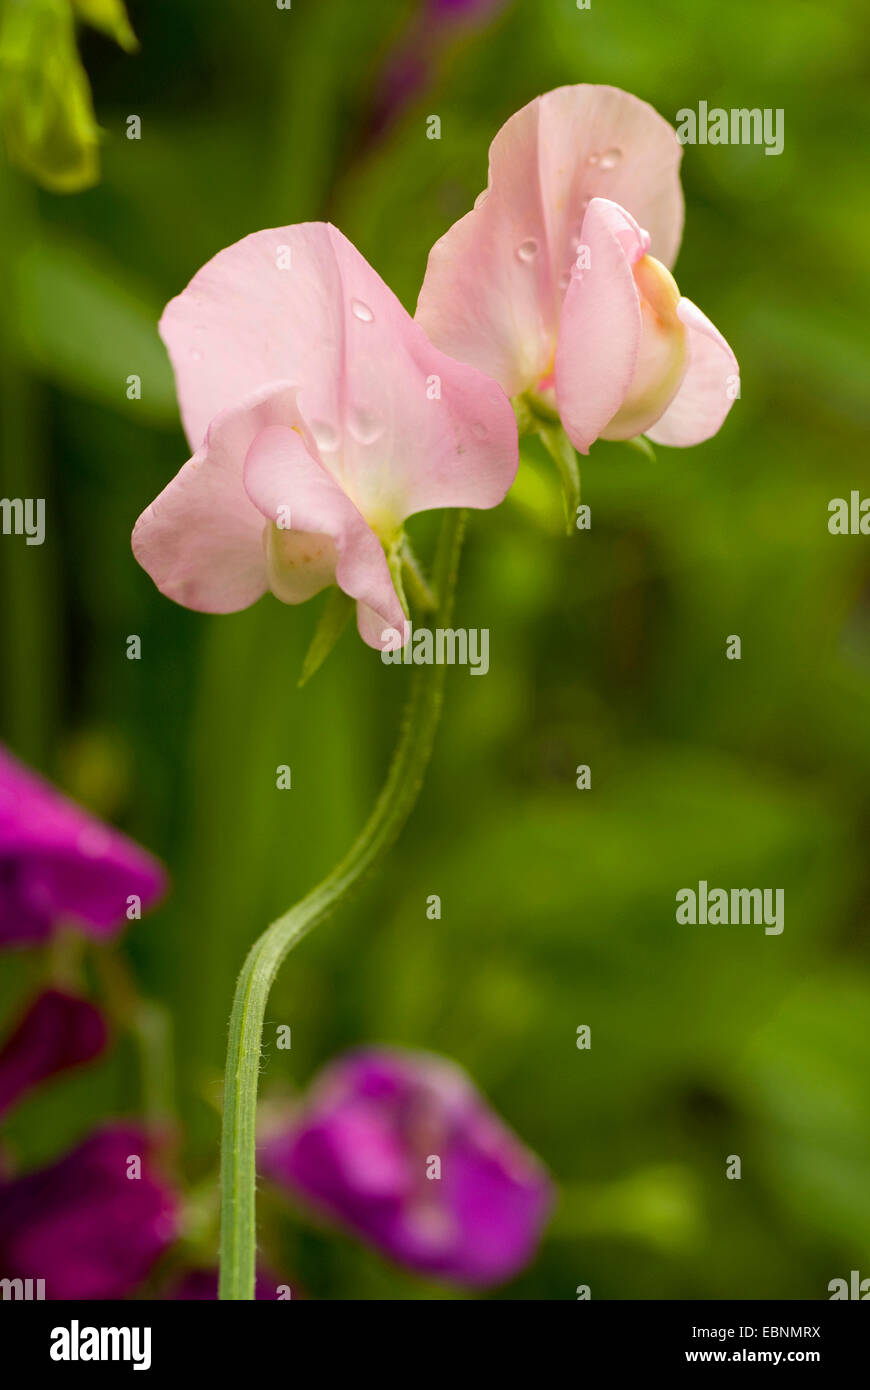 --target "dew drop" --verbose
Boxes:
[516,238,539,263]
[351,298,374,323]
[311,419,339,452]
[587,152,600,166]
[599,147,622,170]
[348,406,383,446]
